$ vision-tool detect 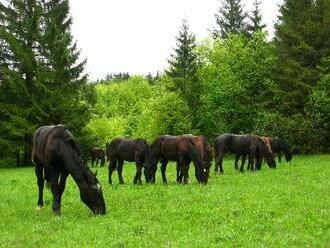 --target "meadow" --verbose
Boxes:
[0,155,329,247]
